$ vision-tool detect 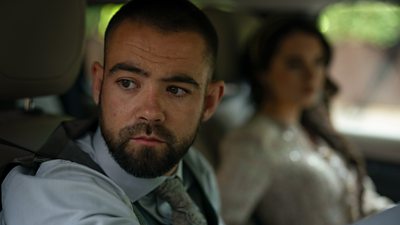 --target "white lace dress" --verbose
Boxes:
[217,113,393,225]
